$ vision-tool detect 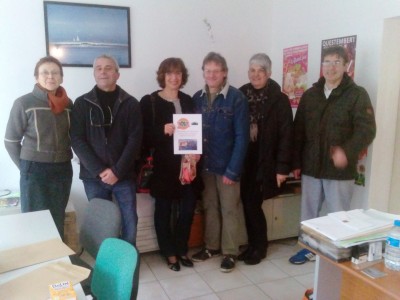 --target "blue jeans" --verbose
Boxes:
[83,178,138,245]
[20,160,73,239]
[154,185,196,257]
